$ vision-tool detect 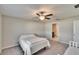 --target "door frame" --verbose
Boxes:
[52,22,59,41]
